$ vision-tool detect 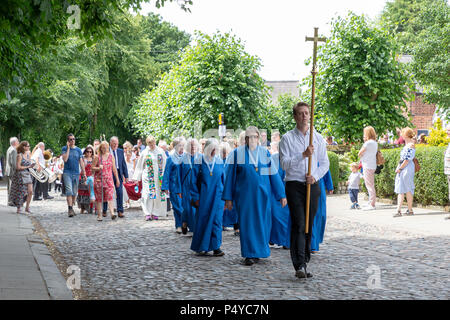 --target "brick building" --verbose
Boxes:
[406,93,436,136]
